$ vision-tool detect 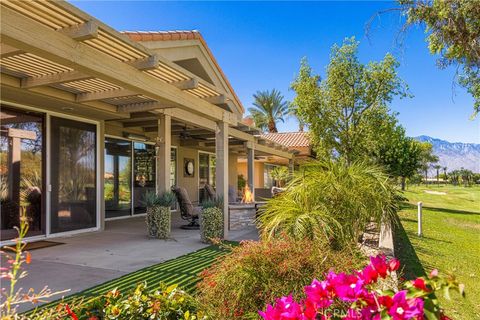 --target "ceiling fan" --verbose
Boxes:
[179,124,207,141]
